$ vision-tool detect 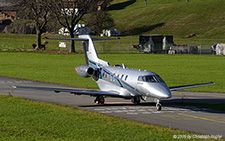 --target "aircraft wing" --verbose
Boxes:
[169,82,215,91]
[11,85,121,97]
